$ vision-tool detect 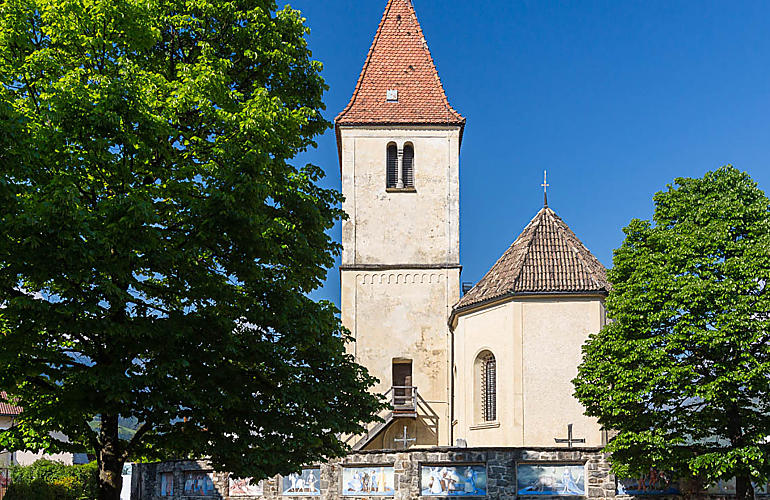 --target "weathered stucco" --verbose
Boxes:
[362,415,442,451]
[453,296,606,448]
[339,124,461,447]
[338,126,461,267]
[341,269,459,446]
